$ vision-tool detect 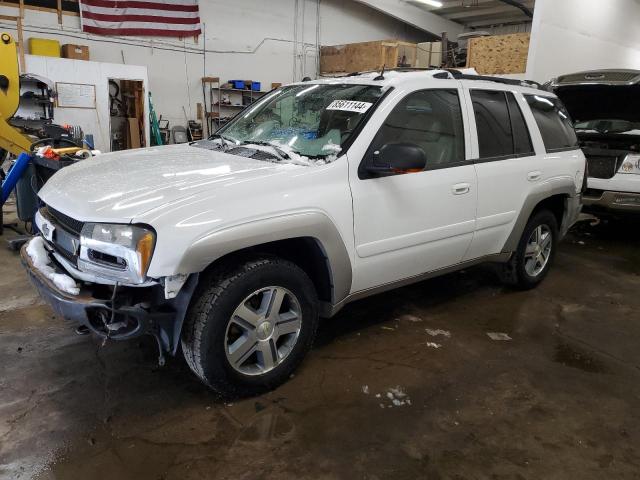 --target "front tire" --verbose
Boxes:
[181,257,319,397]
[504,210,558,290]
